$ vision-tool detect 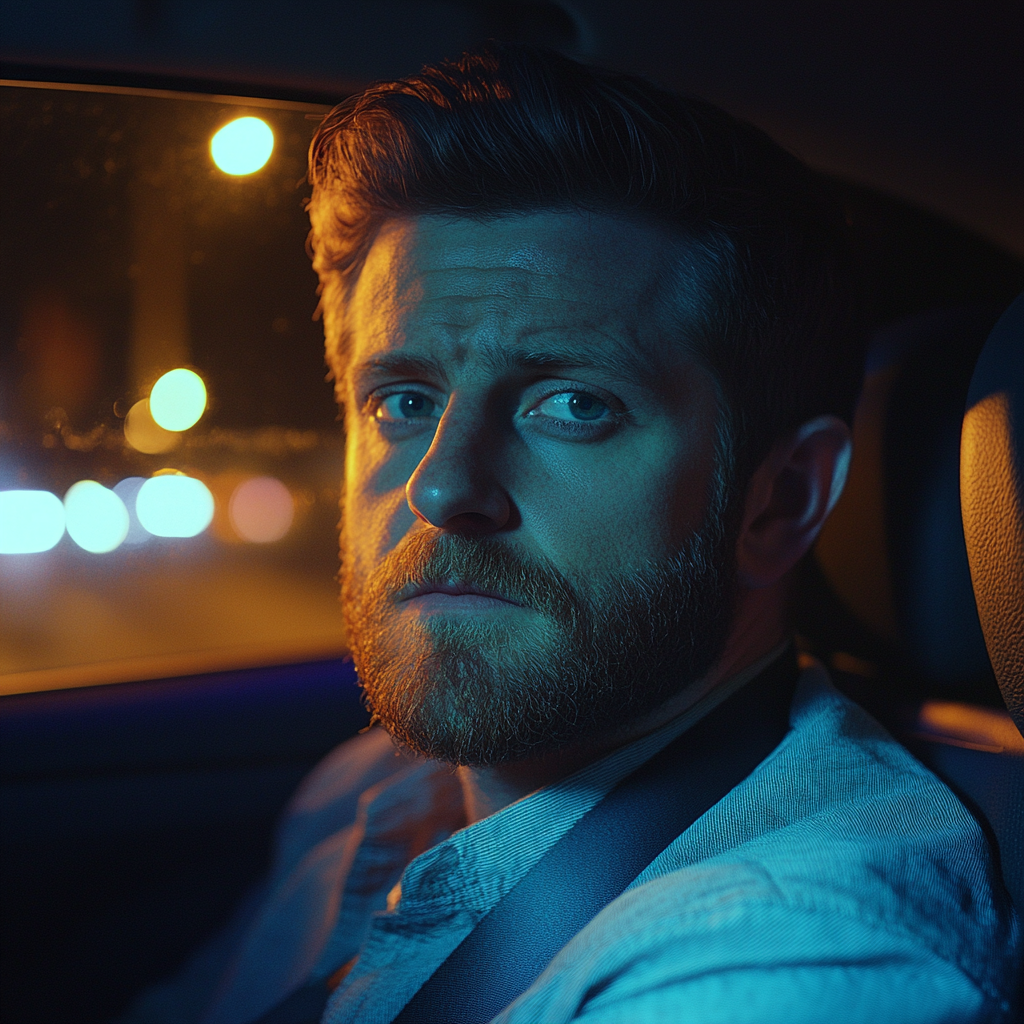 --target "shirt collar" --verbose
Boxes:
[389,641,792,919]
